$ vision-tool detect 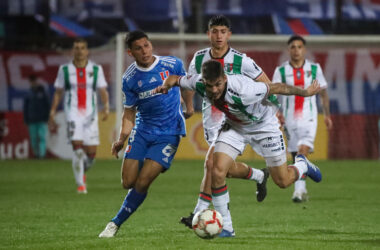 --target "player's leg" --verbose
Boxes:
[212,144,238,237]
[227,161,269,202]
[68,119,87,193]
[83,116,100,172]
